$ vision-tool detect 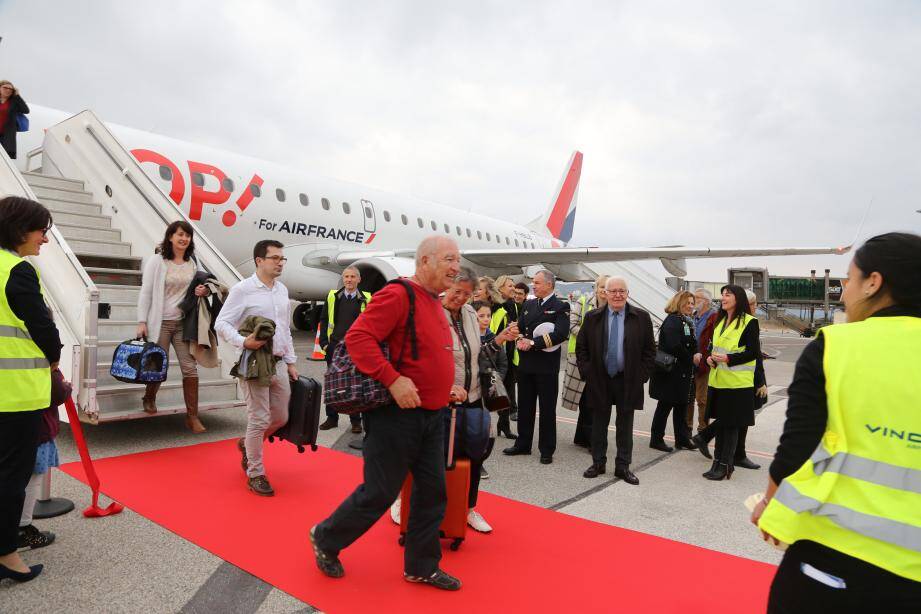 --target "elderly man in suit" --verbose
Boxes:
[575,276,655,484]
[502,270,570,464]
